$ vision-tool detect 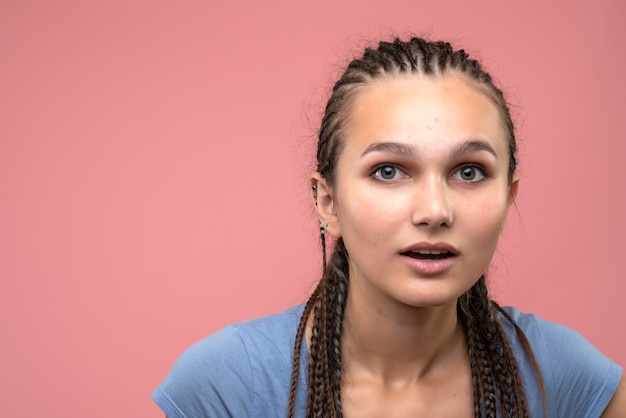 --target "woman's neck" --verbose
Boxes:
[340,292,466,386]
